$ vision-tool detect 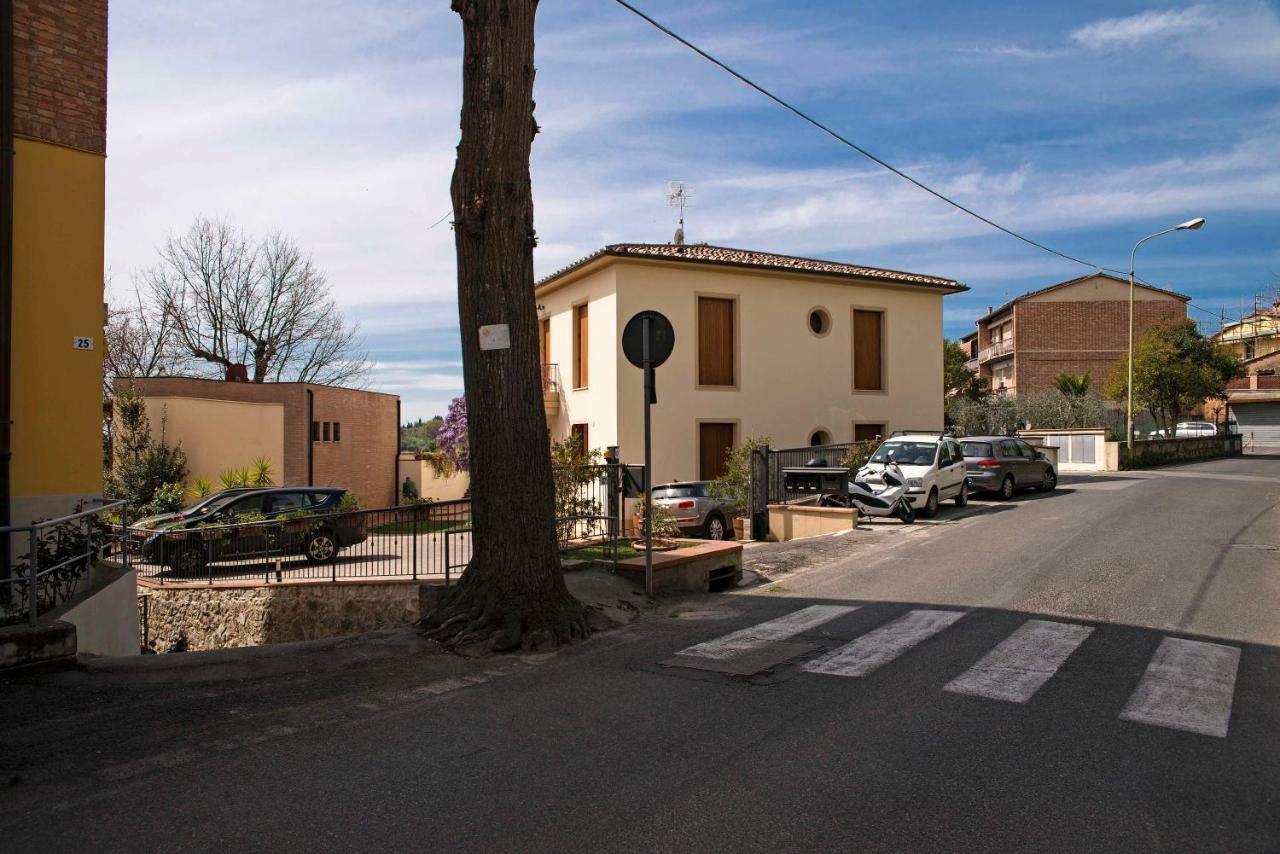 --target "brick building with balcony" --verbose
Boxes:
[959,273,1189,396]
